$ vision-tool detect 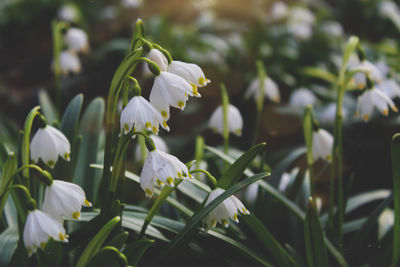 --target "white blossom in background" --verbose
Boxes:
[356,88,398,121]
[320,21,343,38]
[244,183,259,204]
[209,104,243,136]
[57,4,78,22]
[350,60,383,89]
[135,134,168,162]
[147,49,169,72]
[379,79,400,99]
[140,150,190,198]
[204,188,250,228]
[279,172,292,192]
[312,129,333,161]
[194,160,208,182]
[289,88,317,108]
[64,28,89,53]
[149,72,196,121]
[57,50,81,75]
[319,103,349,125]
[42,180,91,221]
[378,208,394,240]
[245,77,280,103]
[121,0,142,8]
[376,60,390,77]
[23,209,68,256]
[379,1,400,27]
[288,23,313,40]
[287,6,315,40]
[269,1,289,21]
[120,96,168,134]
[31,125,70,168]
